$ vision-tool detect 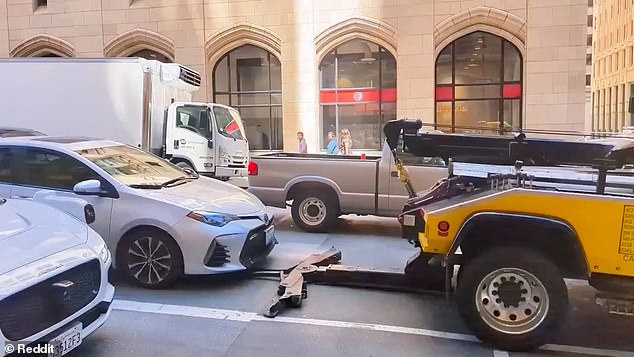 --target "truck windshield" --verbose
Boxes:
[75,145,189,187]
[213,106,245,141]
